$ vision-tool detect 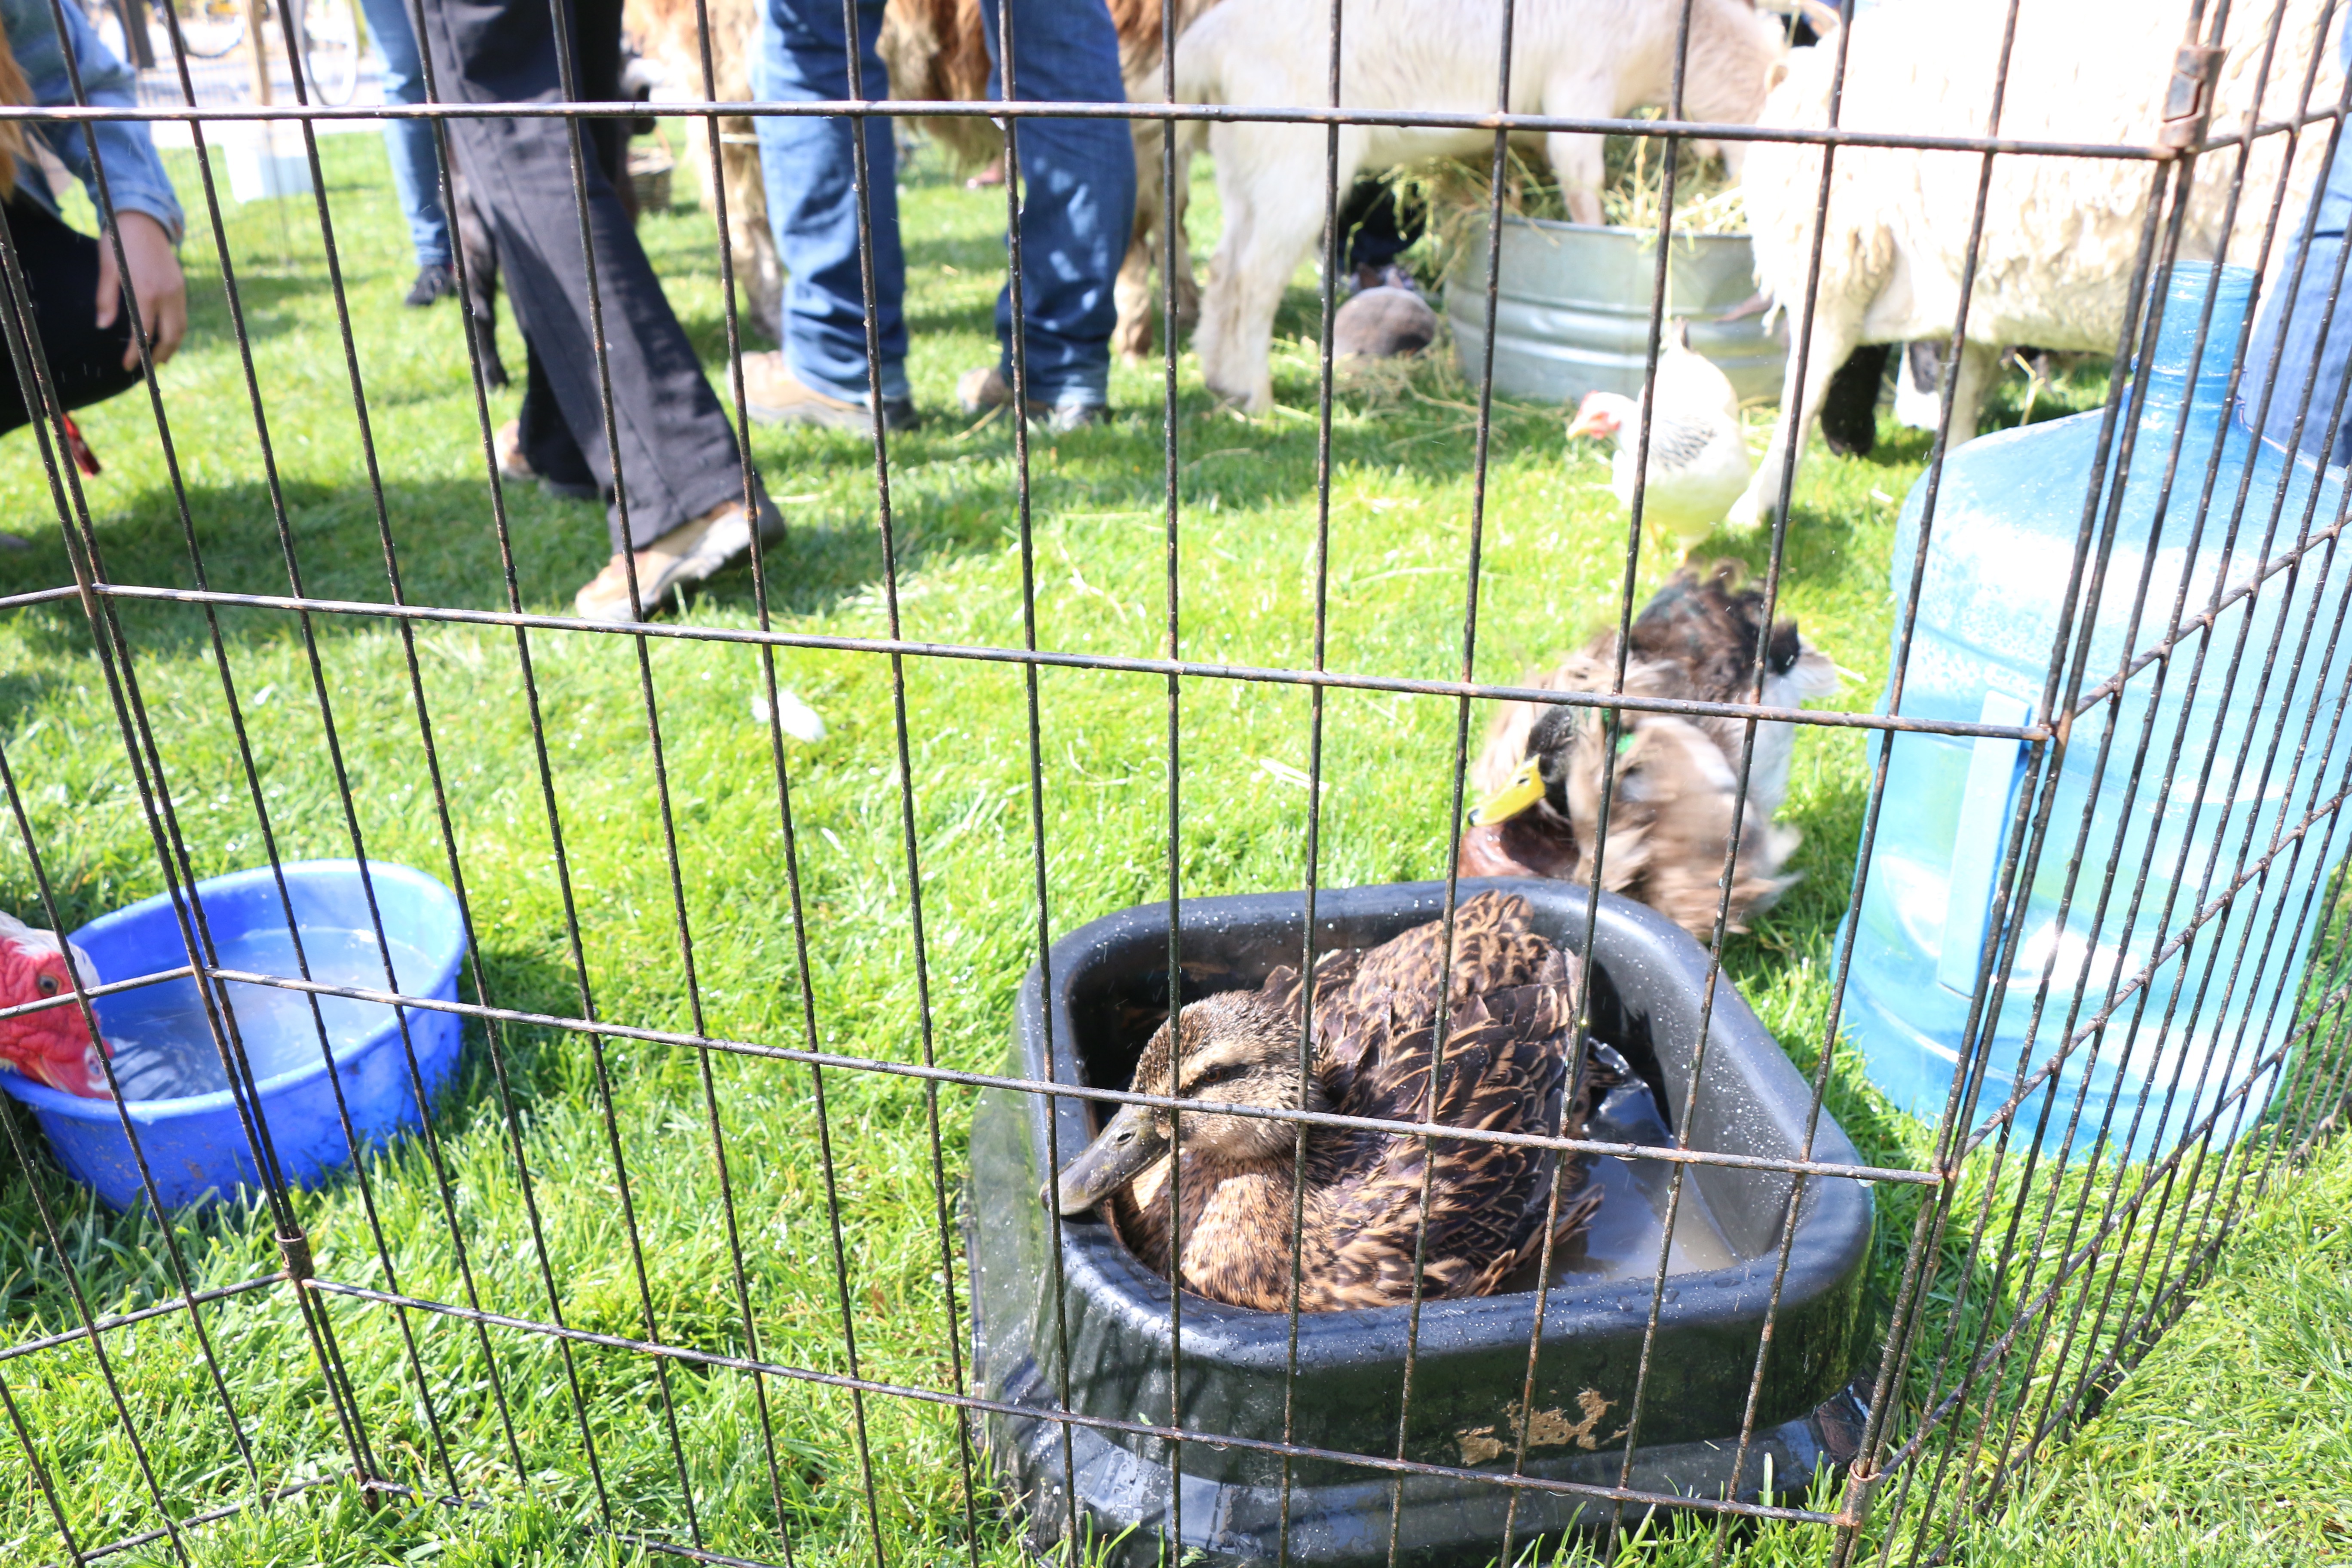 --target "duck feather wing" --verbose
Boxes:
[1311,975,1604,1308]
[1306,892,1568,1074]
